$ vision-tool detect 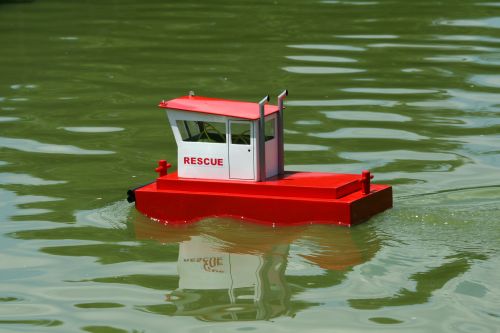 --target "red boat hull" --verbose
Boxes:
[132,171,392,227]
